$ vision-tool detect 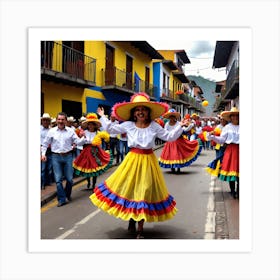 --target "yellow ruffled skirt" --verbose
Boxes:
[89,148,177,222]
